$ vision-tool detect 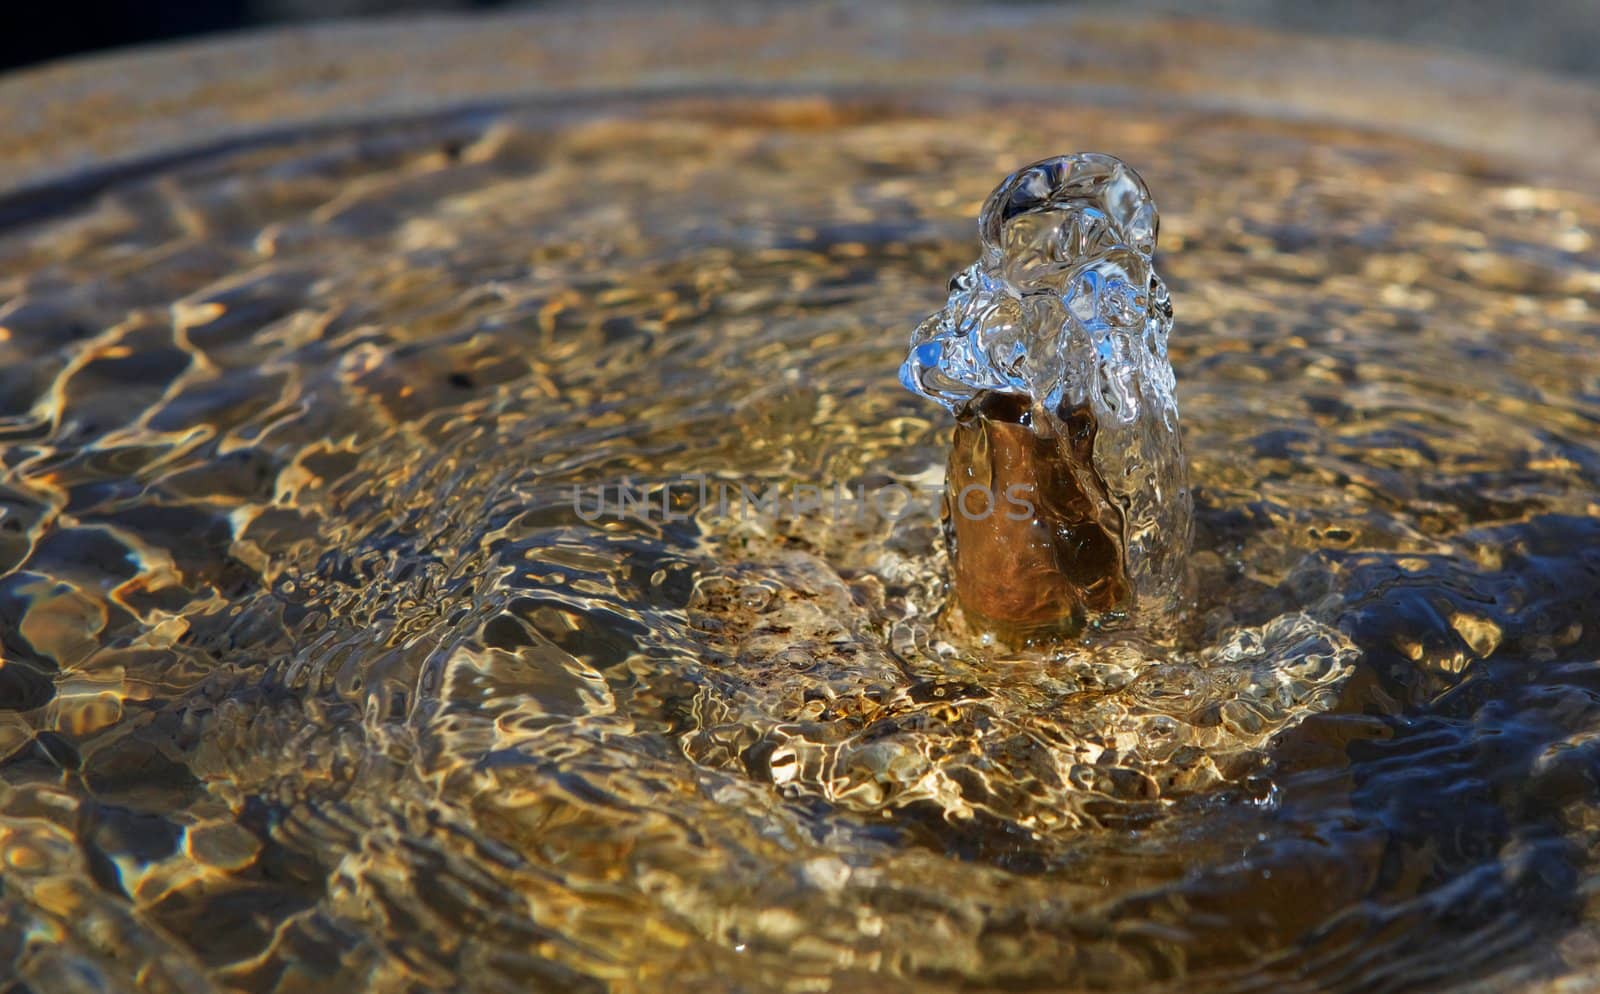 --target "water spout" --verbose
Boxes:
[901,153,1193,639]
